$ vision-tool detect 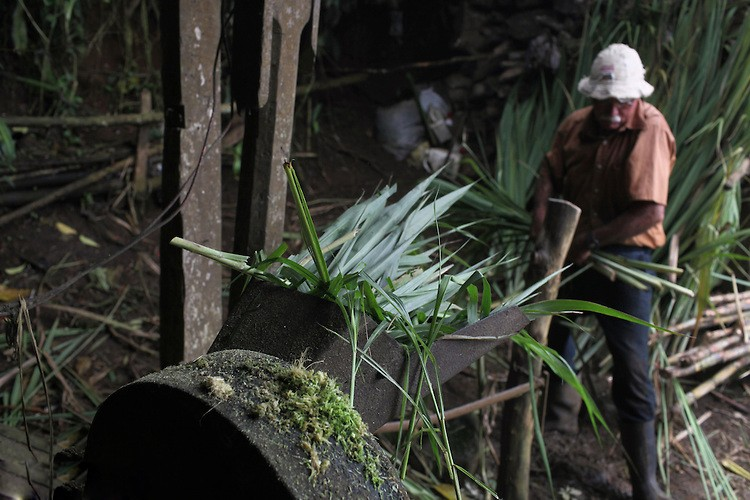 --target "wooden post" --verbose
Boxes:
[498,198,580,499]
[159,1,223,367]
[228,0,320,312]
